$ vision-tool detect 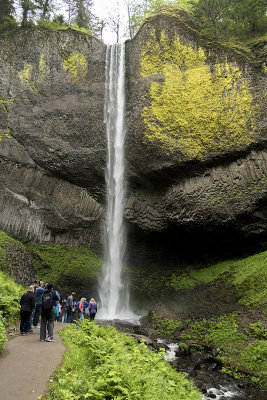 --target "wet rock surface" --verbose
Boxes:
[111,319,267,400]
